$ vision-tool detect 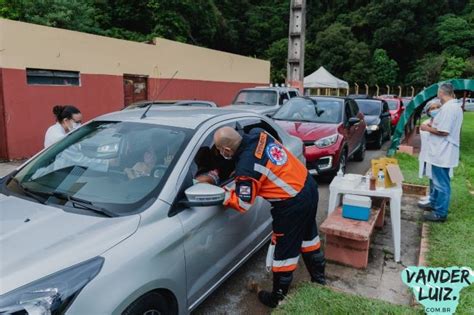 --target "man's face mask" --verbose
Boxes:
[219,147,233,160]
